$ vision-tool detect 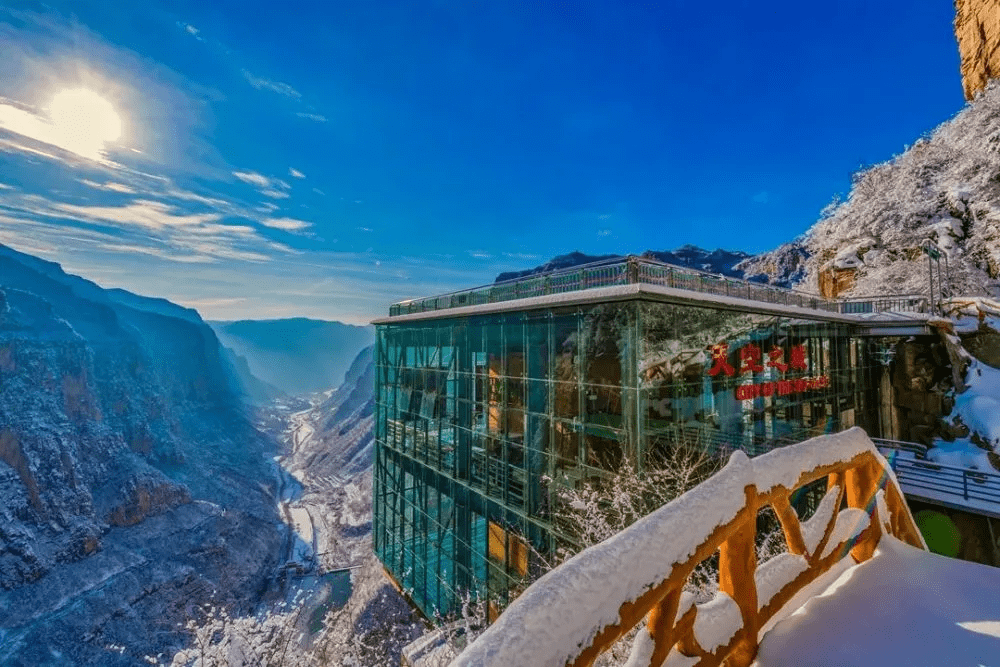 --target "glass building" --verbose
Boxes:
[373,264,889,621]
